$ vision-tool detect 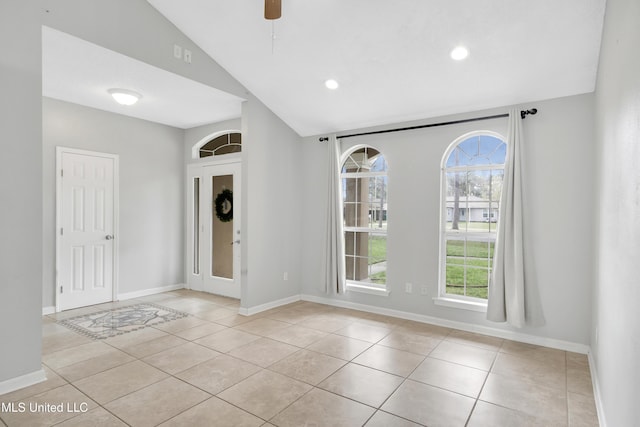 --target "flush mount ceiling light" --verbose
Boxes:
[108,88,142,106]
[325,79,339,90]
[450,46,469,61]
[265,0,281,19]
